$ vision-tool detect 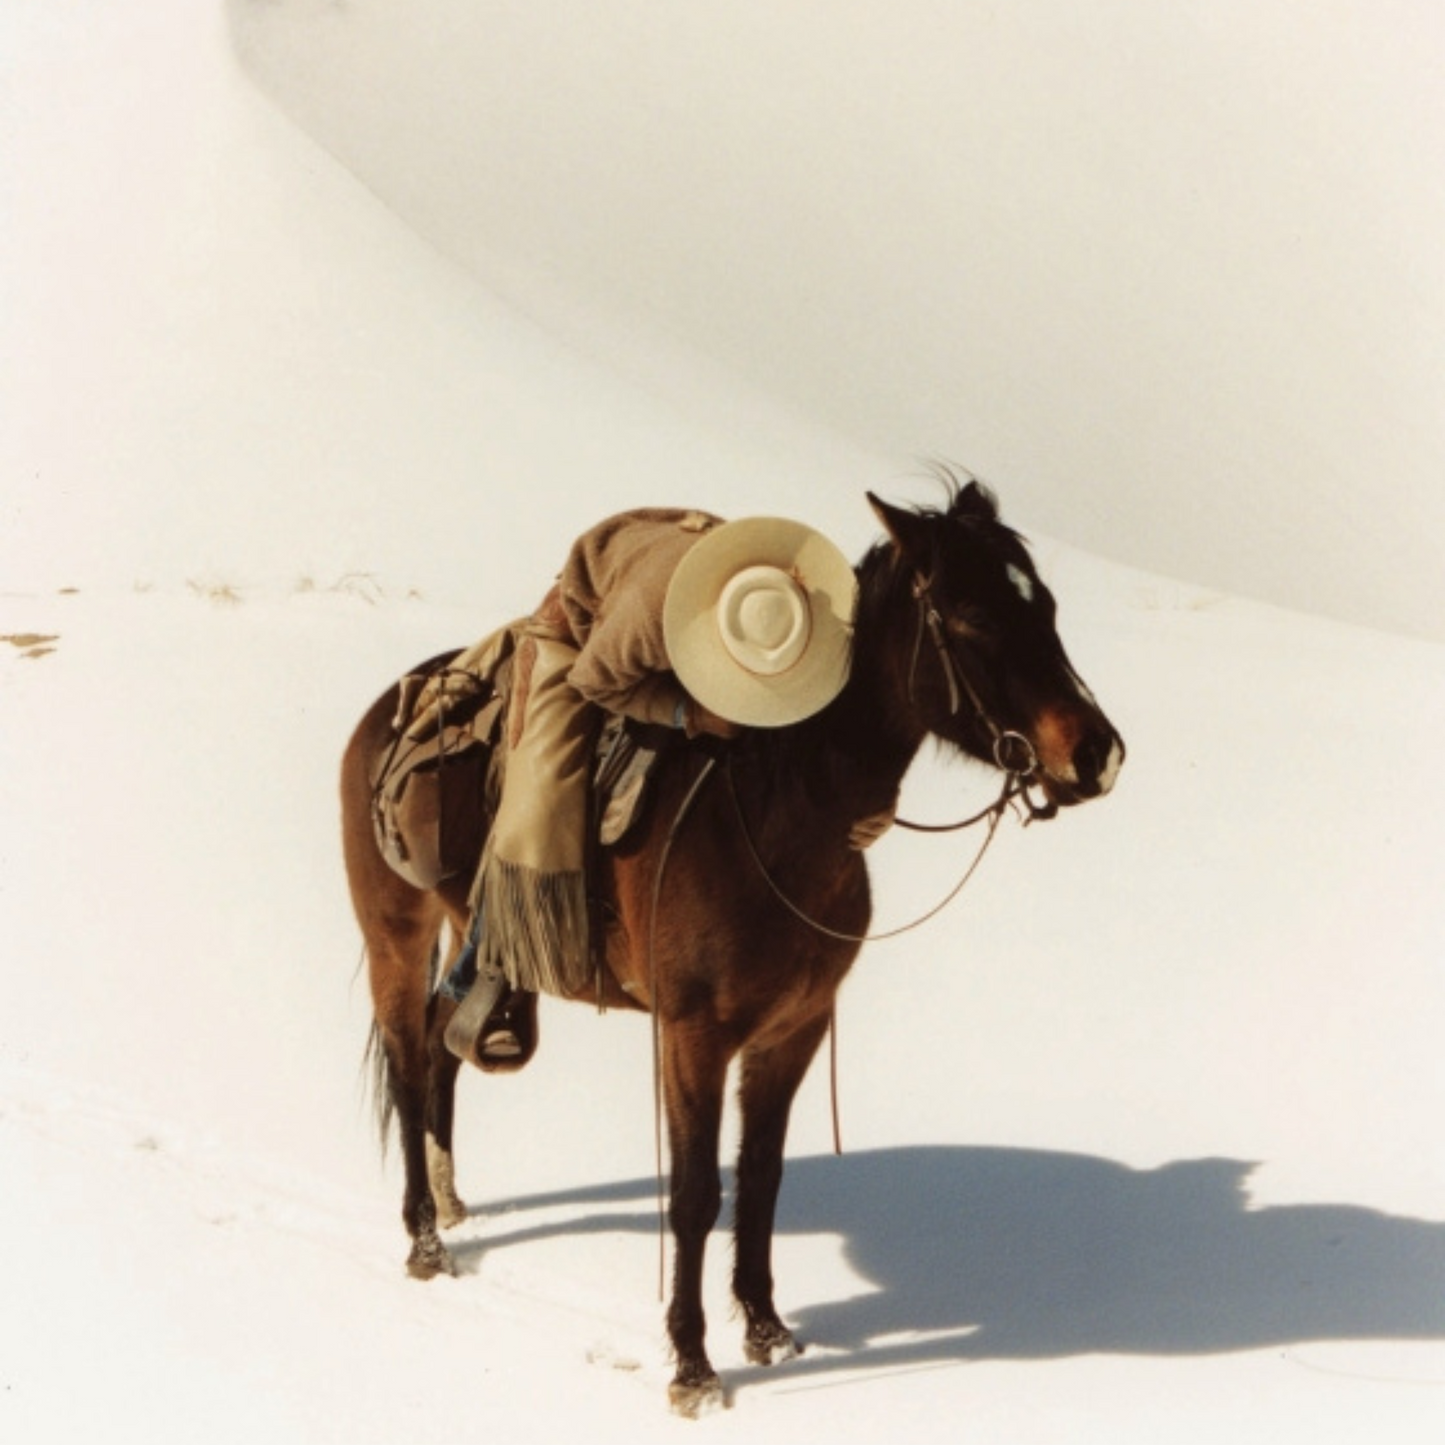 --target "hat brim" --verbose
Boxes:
[663,517,858,727]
